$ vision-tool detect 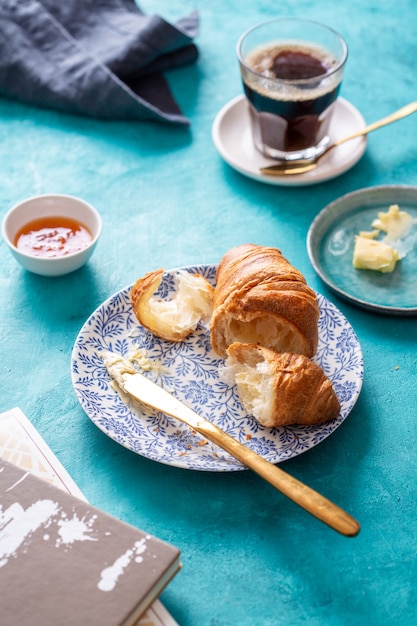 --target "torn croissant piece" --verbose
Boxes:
[222,343,340,427]
[210,243,320,359]
[130,268,214,342]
